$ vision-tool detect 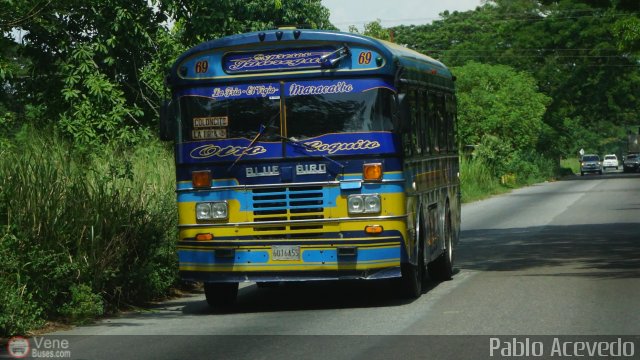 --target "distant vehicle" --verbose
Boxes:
[602,154,619,170]
[623,153,640,173]
[580,154,602,176]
